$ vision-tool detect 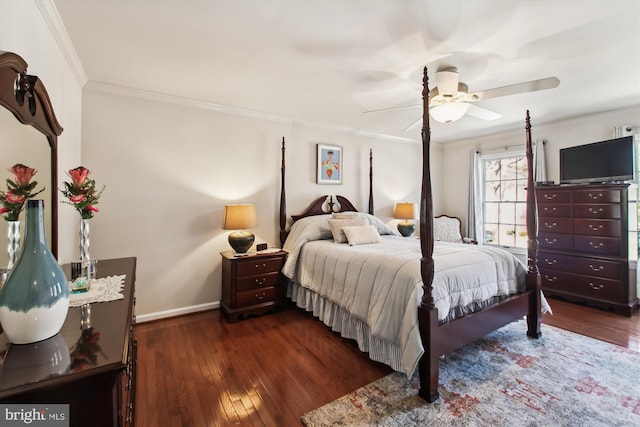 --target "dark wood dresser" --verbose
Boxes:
[221,250,287,322]
[536,184,637,315]
[0,257,137,426]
